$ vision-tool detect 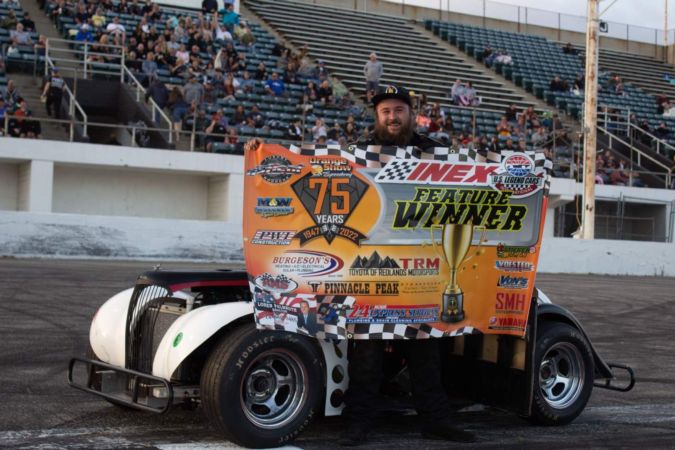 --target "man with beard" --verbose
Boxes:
[242,87,475,445]
[356,85,440,150]
[340,85,476,446]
